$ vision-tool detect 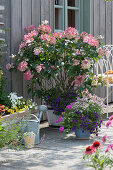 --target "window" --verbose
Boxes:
[54,0,80,32]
